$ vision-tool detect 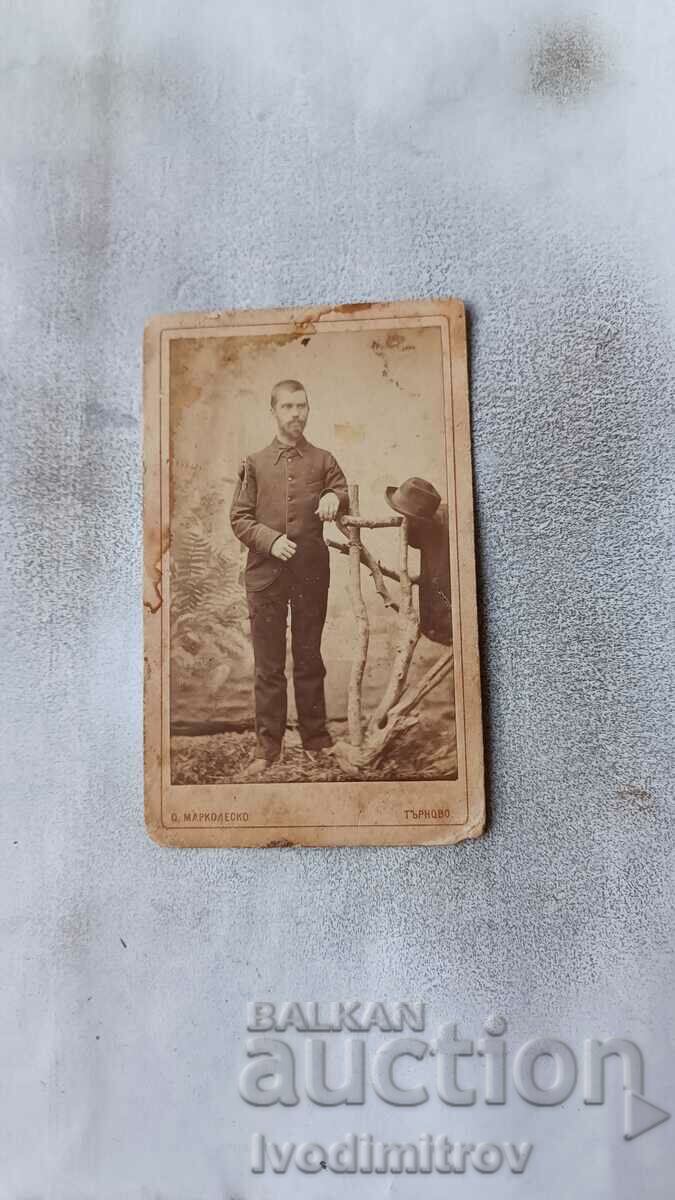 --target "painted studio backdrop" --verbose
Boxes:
[169,326,457,780]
